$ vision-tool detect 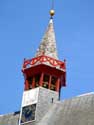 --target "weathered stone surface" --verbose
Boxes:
[0,112,19,125]
[0,87,58,125]
[0,93,94,125]
[37,93,94,125]
[35,87,59,122]
[35,19,58,59]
